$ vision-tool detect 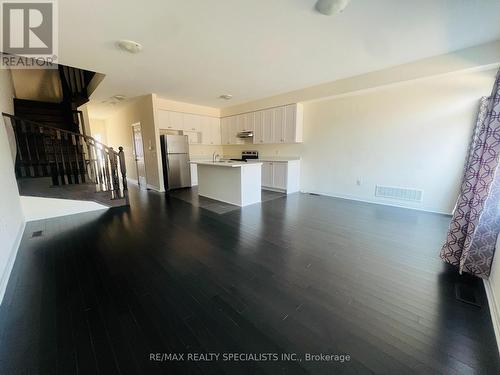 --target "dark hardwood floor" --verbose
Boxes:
[0,186,498,374]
